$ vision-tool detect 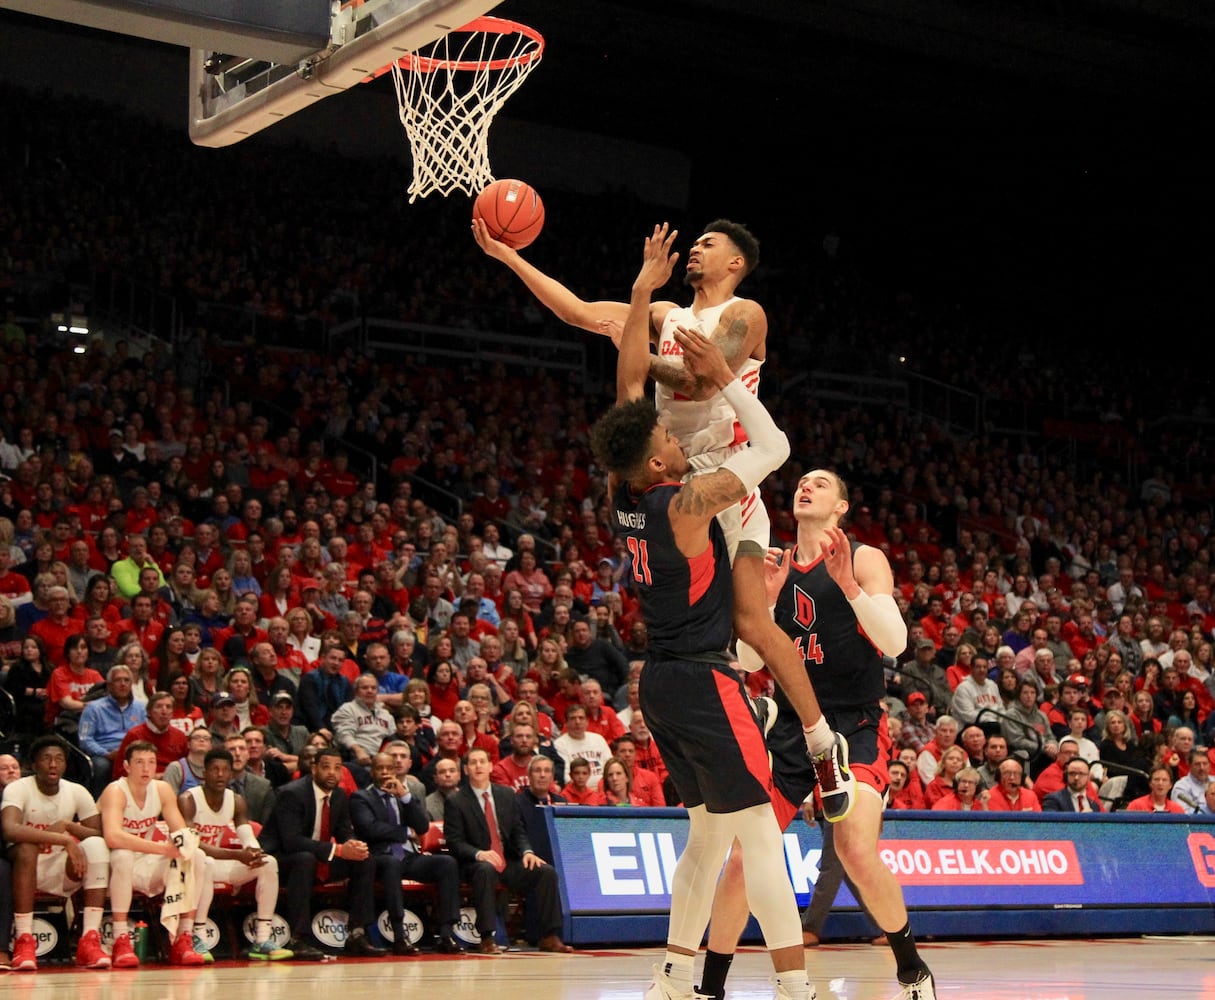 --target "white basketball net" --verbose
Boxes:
[390,17,544,202]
